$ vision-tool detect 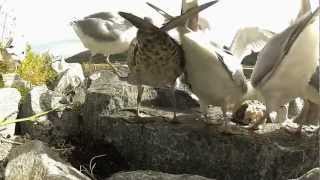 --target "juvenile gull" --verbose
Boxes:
[118,1,217,122]
[71,12,137,76]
